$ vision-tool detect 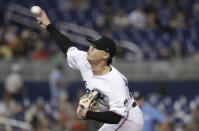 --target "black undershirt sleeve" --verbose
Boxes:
[46,24,75,54]
[86,111,122,124]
